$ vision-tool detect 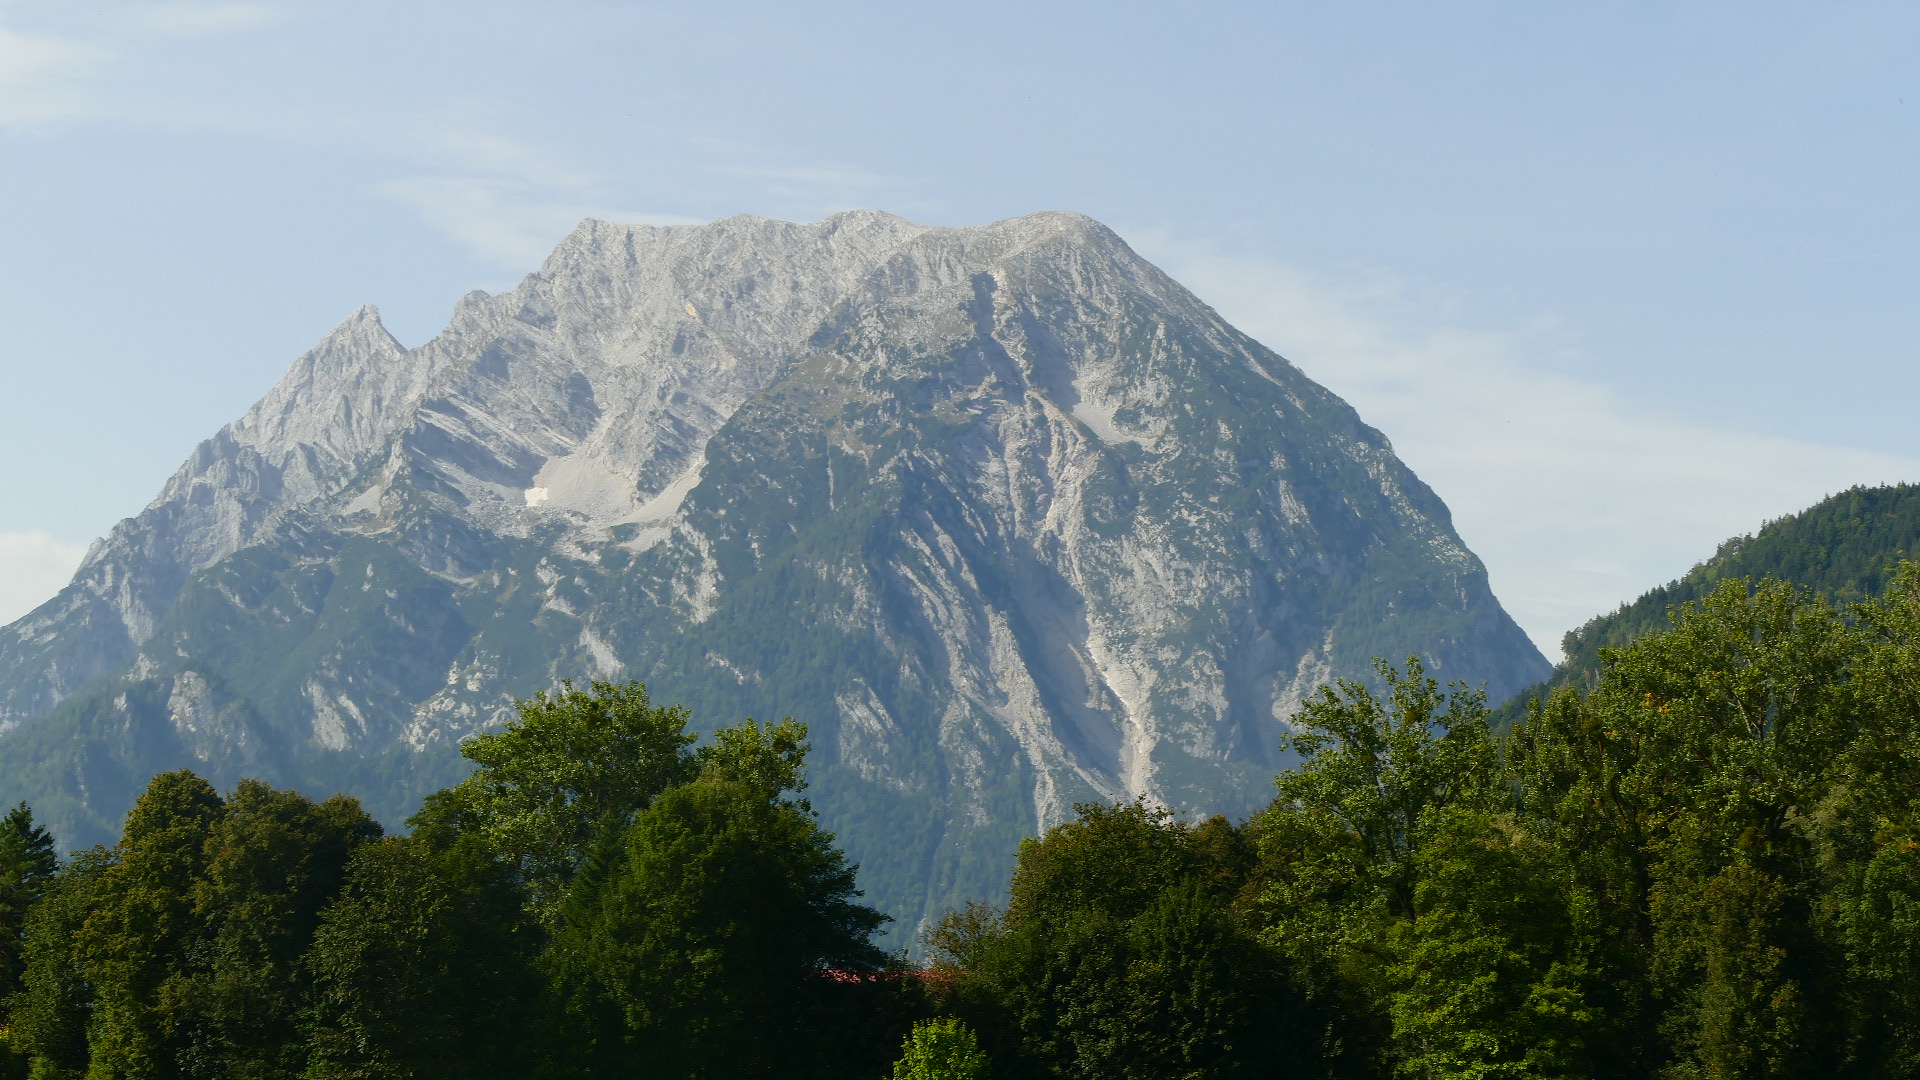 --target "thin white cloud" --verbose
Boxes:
[0,18,100,126]
[0,1,284,128]
[1132,234,1920,659]
[118,2,284,37]
[415,111,602,192]
[690,135,902,215]
[367,107,704,267]
[373,176,701,269]
[0,532,86,627]
[0,14,893,267]
[715,161,895,206]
